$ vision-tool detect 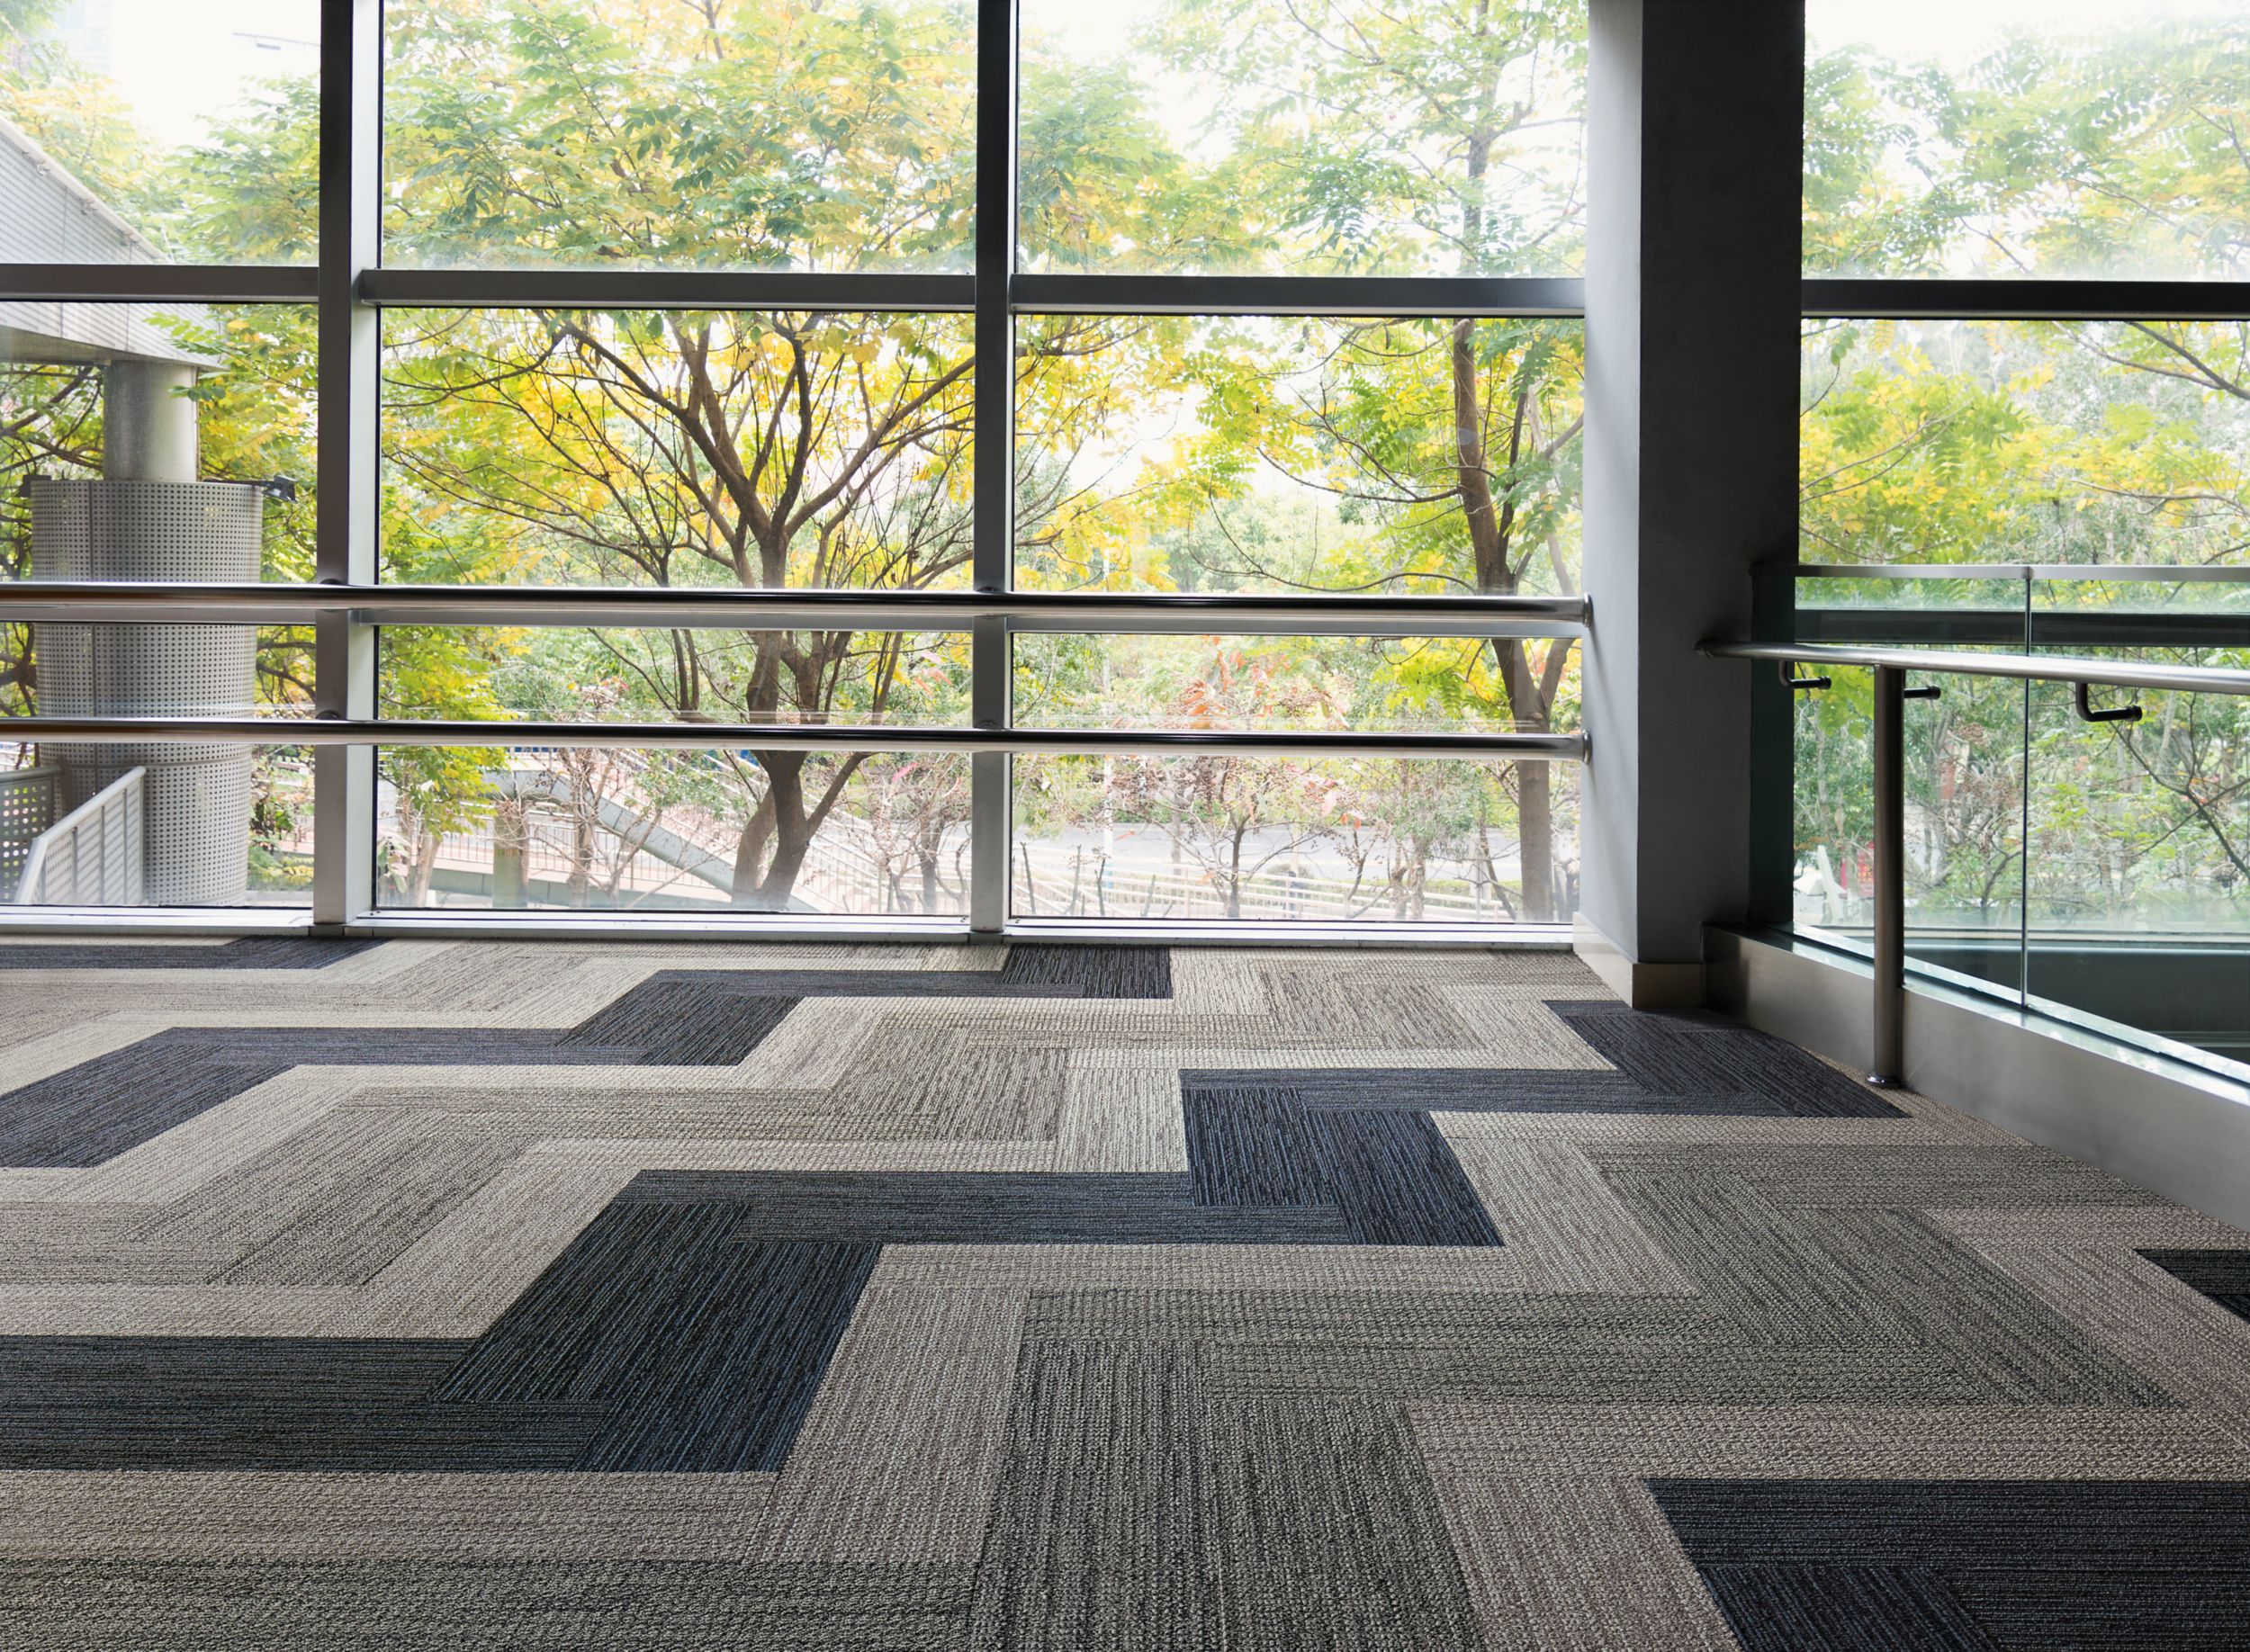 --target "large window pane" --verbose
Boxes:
[1019,0,1585,276]
[1806,0,2249,280]
[1014,754,1576,922]
[380,310,975,589]
[377,745,968,915]
[1014,633,1576,735]
[0,301,316,909]
[1,303,317,582]
[0,733,311,908]
[1016,315,1582,597]
[1793,664,2027,992]
[382,0,975,273]
[379,625,970,731]
[0,1,316,265]
[376,624,971,915]
[1801,319,2250,567]
[2021,661,2250,1072]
